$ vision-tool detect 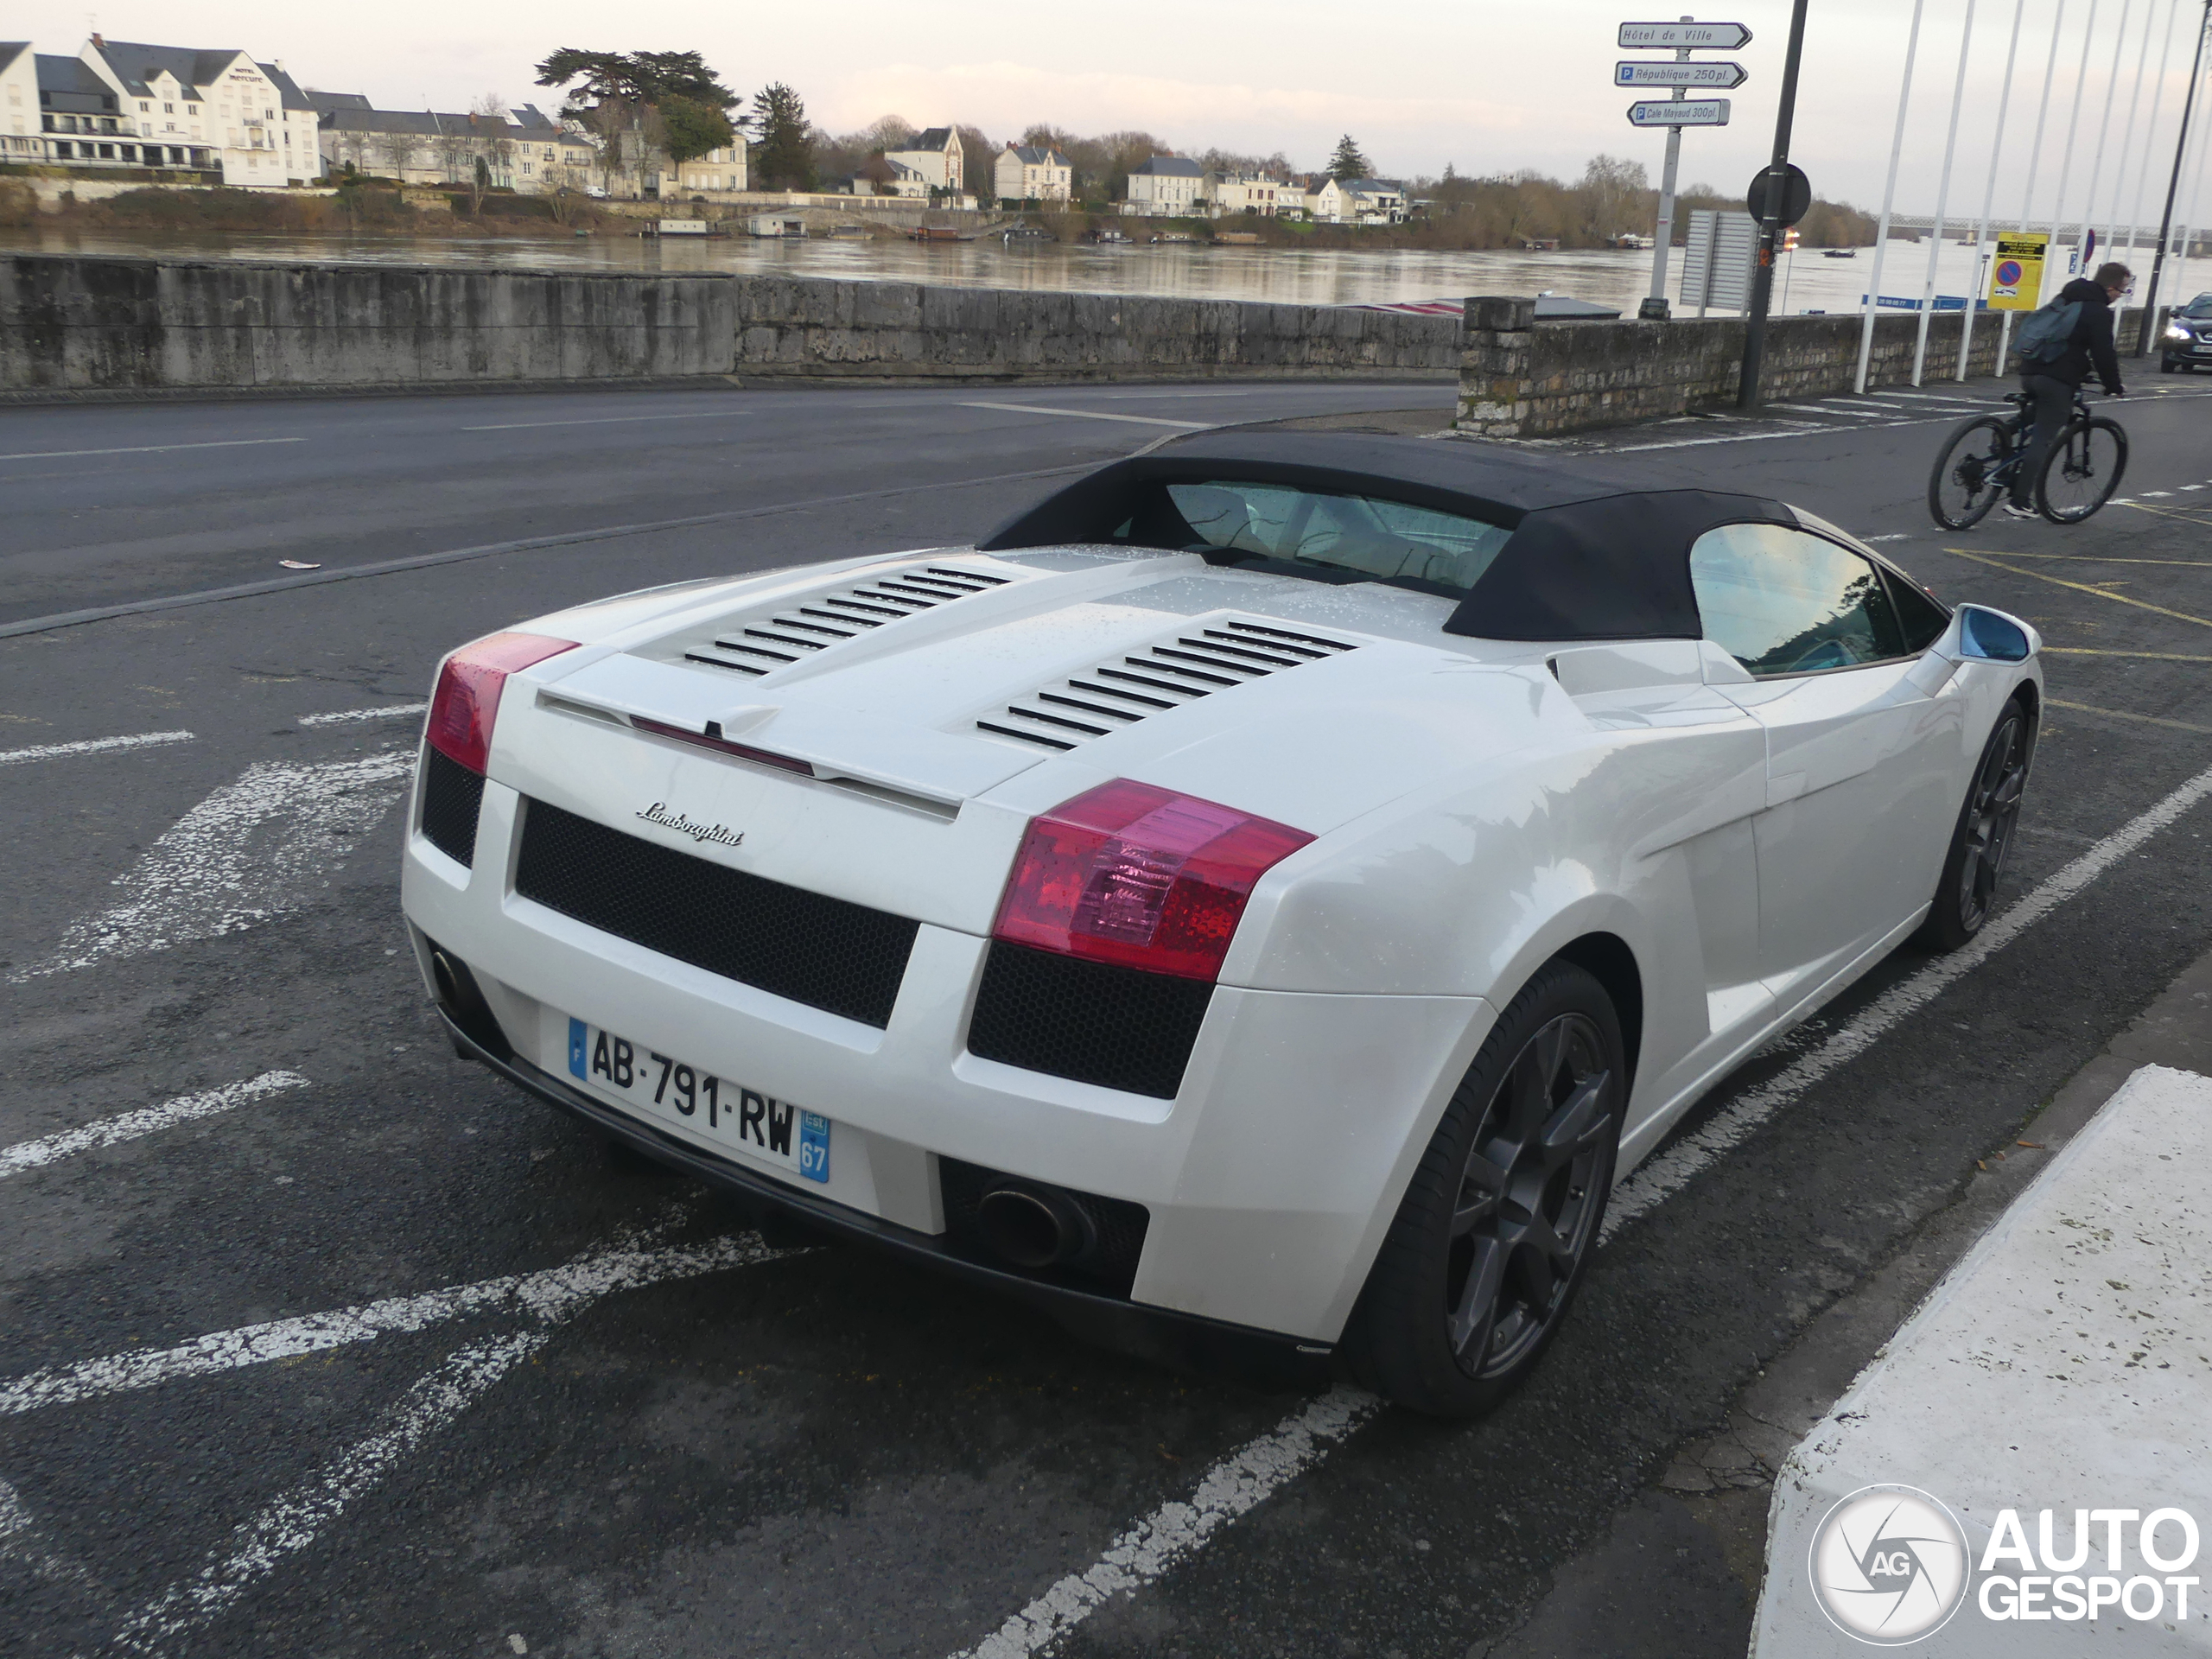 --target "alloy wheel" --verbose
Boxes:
[1957,713,2029,931]
[1445,1013,1617,1380]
